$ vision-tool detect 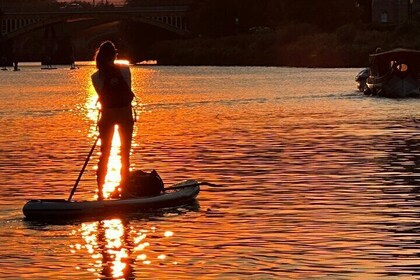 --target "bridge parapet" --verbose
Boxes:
[1,6,191,39]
